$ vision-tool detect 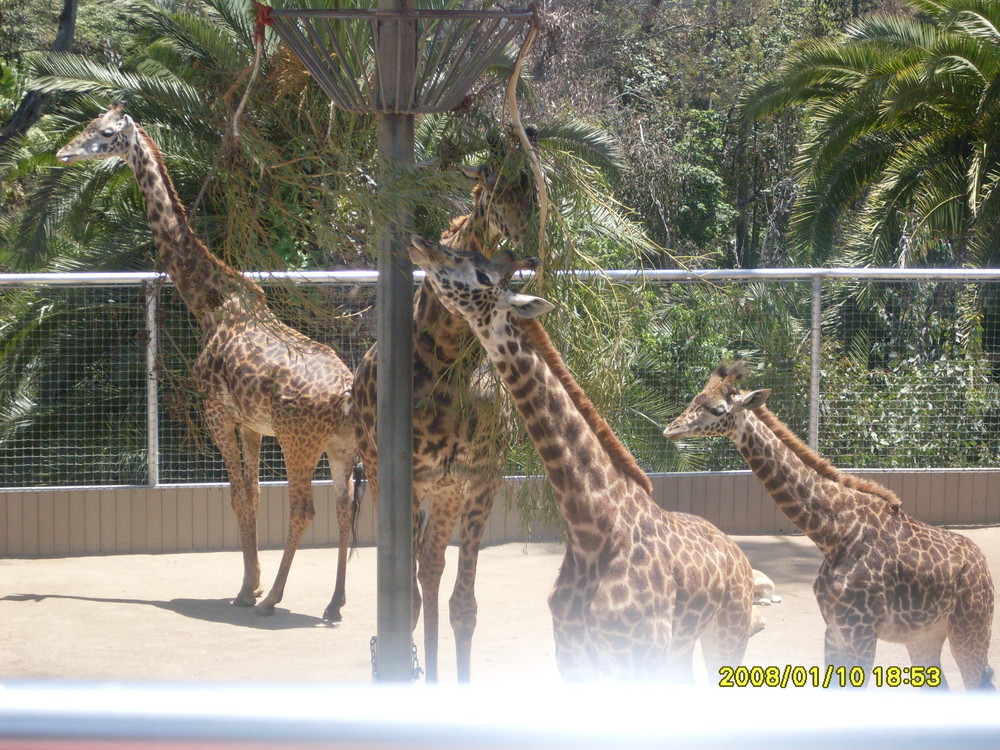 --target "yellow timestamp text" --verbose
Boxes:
[718,664,943,688]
